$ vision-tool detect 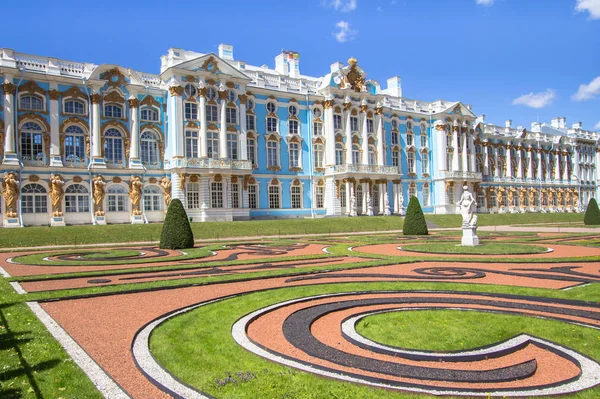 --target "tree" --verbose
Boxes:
[584,198,600,225]
[403,196,429,235]
[160,199,195,249]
